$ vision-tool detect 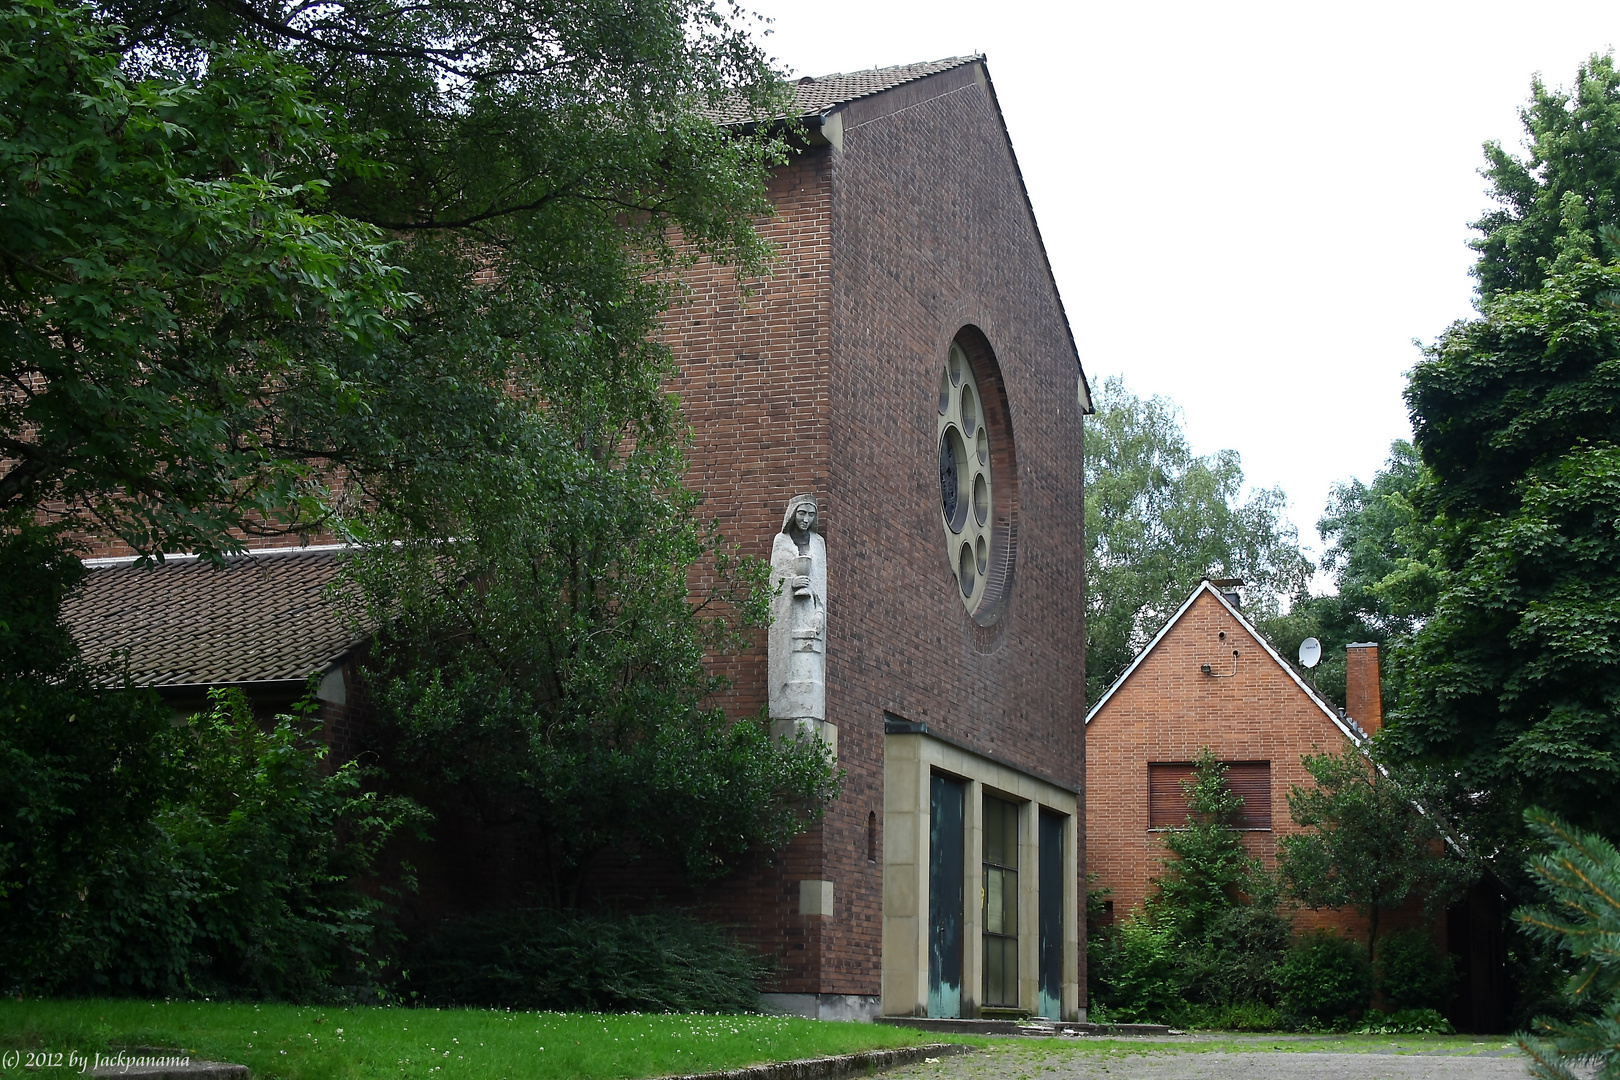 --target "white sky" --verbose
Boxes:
[739,0,1619,575]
